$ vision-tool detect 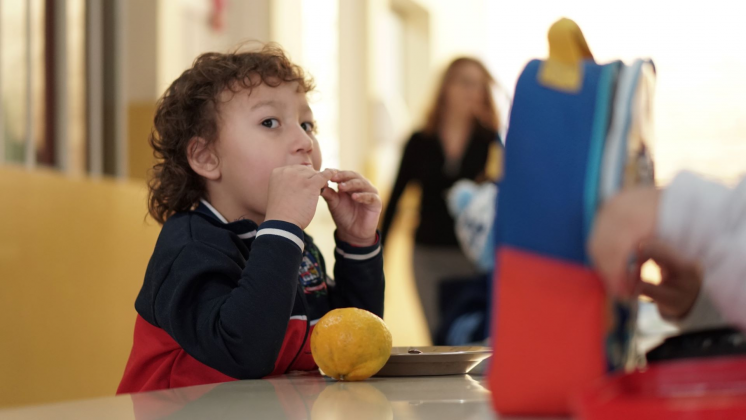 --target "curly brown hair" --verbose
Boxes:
[147,44,314,224]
